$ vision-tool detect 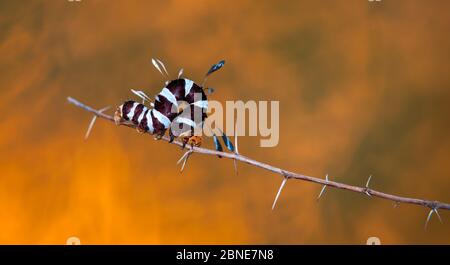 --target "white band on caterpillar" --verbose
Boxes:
[192,100,208,109]
[152,109,171,128]
[160,88,178,108]
[184,79,194,96]
[137,108,146,124]
[127,102,139,120]
[175,117,197,128]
